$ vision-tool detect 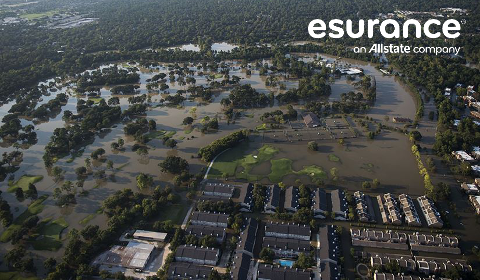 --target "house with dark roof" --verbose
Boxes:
[175,245,220,266]
[262,237,311,258]
[265,222,311,241]
[203,182,234,198]
[230,252,252,280]
[167,262,213,279]
[320,262,340,280]
[331,190,348,220]
[313,189,328,218]
[198,195,230,203]
[238,183,254,212]
[185,225,226,243]
[236,218,258,256]
[319,225,339,264]
[284,186,300,213]
[189,211,229,228]
[257,264,311,280]
[303,112,321,128]
[264,185,281,213]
